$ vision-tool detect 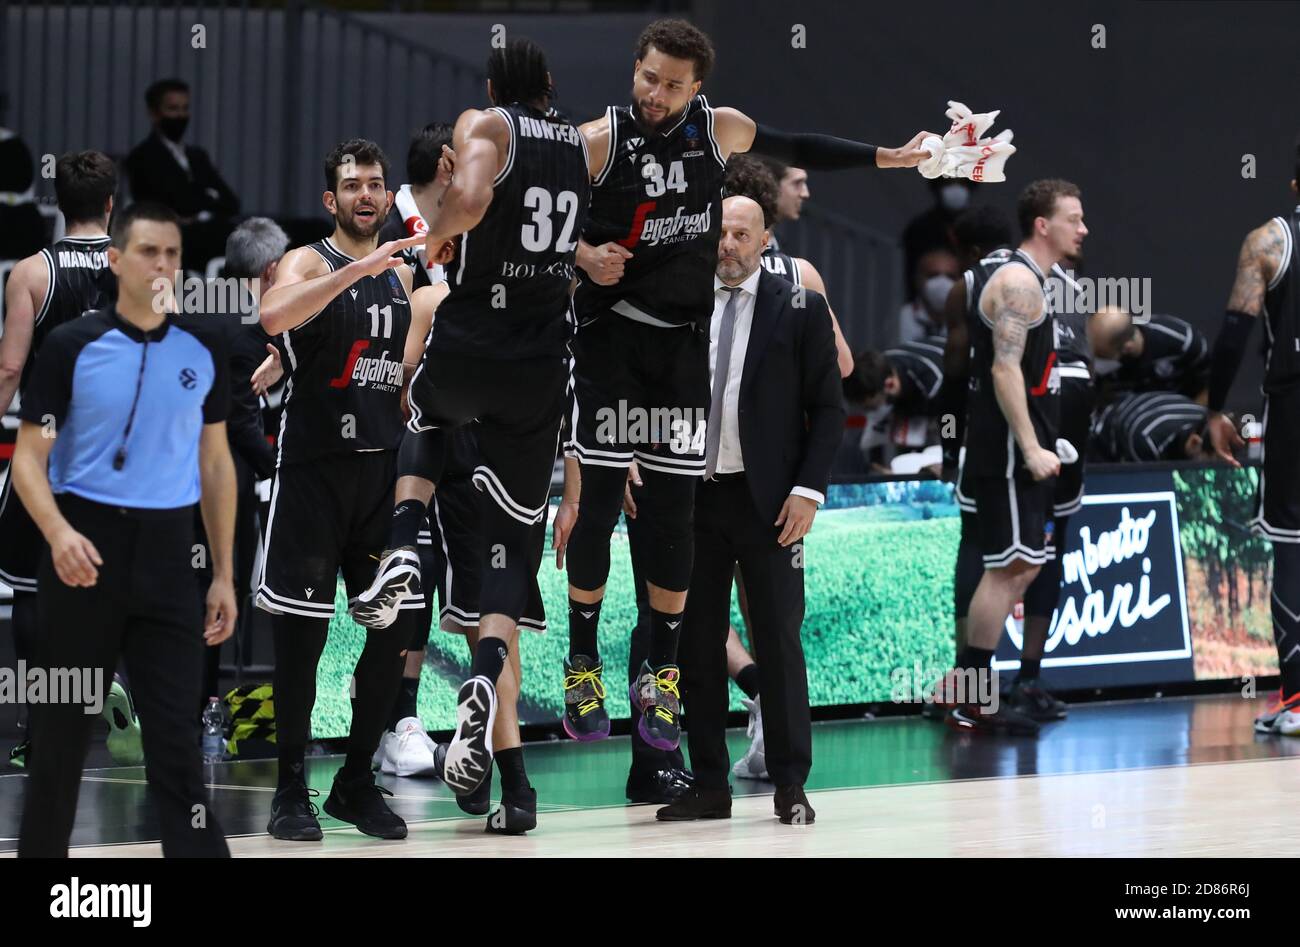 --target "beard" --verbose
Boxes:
[717,256,751,283]
[630,93,678,137]
[337,204,383,241]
